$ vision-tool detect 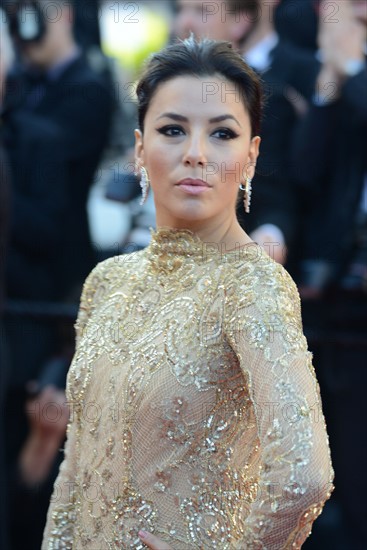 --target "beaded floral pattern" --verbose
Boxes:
[42,227,334,549]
